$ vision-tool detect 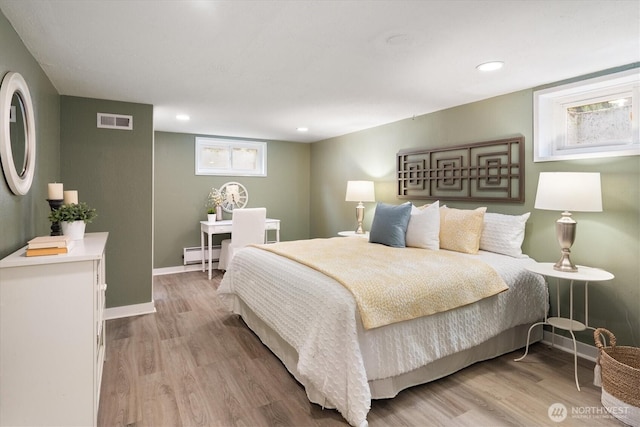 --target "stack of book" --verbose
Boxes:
[26,235,74,257]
